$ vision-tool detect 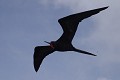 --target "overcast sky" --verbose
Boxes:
[0,0,120,80]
